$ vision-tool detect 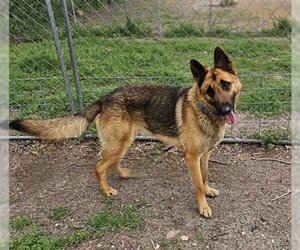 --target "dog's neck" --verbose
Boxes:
[191,84,223,118]
[197,102,222,116]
